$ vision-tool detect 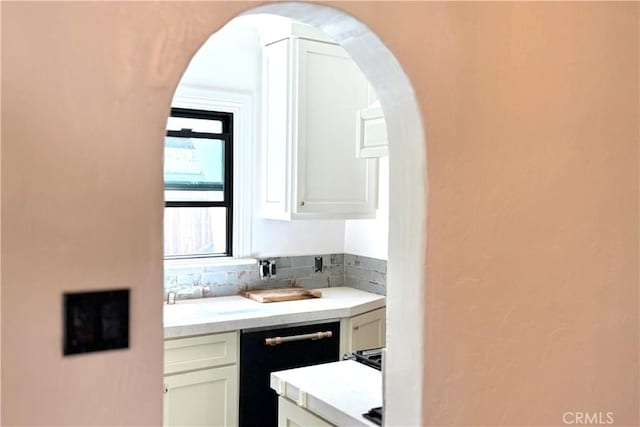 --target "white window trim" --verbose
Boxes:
[169,86,254,263]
